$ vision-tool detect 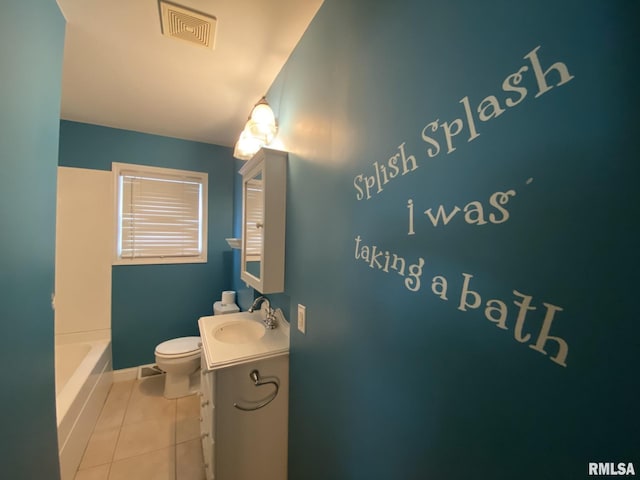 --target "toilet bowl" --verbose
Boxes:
[154,336,201,399]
